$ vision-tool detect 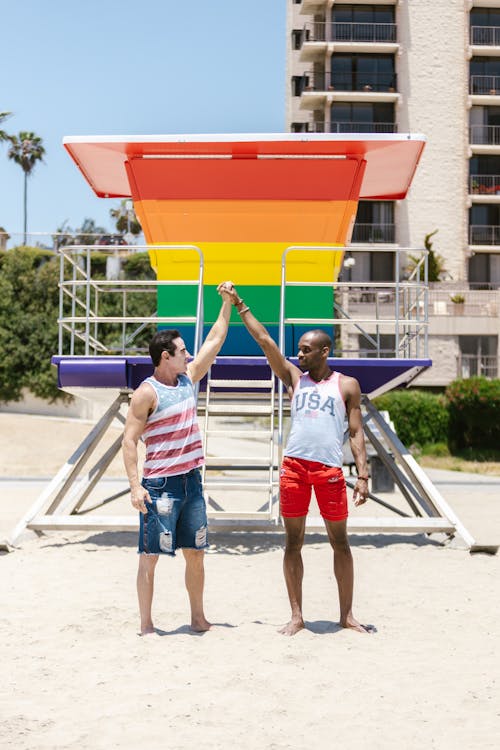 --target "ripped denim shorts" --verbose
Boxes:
[138,469,208,556]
